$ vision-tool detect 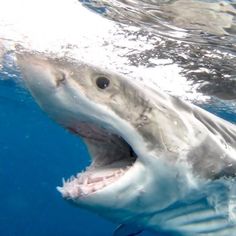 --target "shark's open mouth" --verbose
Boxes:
[57,123,137,199]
